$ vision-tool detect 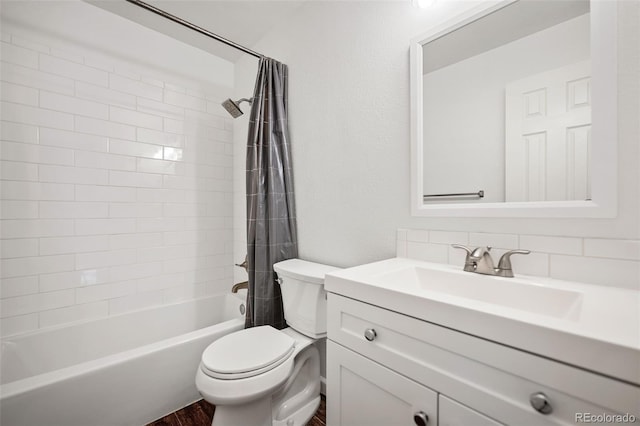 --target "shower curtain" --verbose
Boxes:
[244,57,298,330]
